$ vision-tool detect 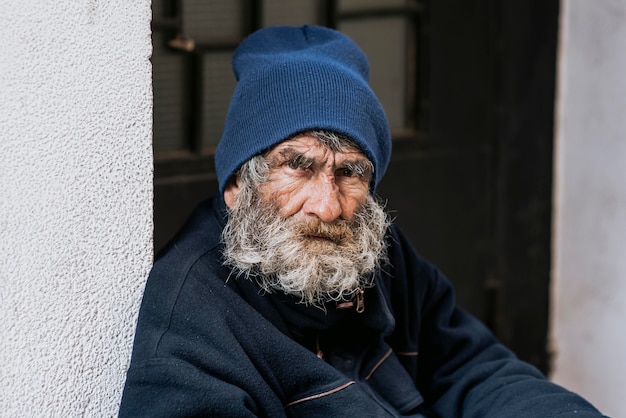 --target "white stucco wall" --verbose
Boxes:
[0,1,153,416]
[551,1,626,417]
